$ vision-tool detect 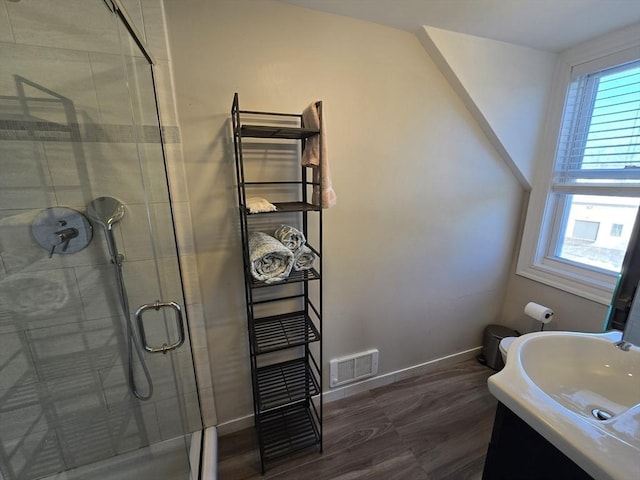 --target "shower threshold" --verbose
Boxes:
[39,427,217,480]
